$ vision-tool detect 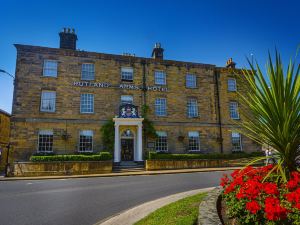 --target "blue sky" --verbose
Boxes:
[0,0,299,113]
